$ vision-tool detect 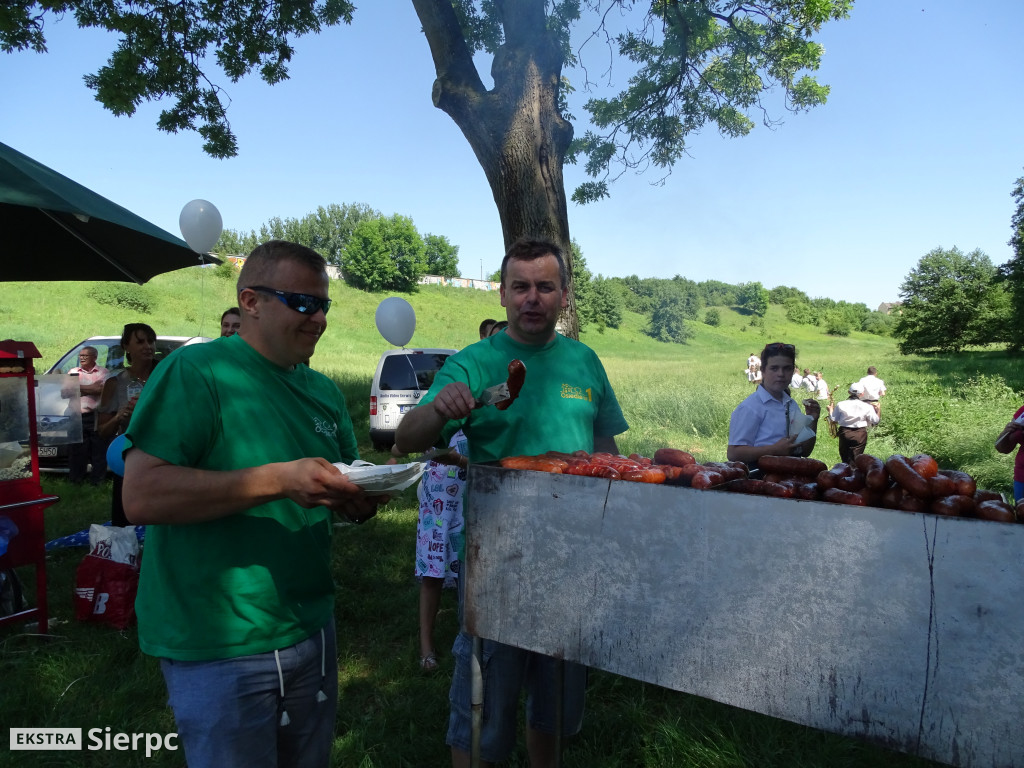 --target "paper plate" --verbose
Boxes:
[333,460,426,494]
